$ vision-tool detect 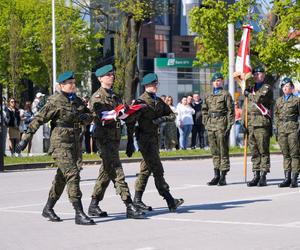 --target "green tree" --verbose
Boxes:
[79,0,166,102]
[189,0,254,76]
[0,0,102,97]
[189,0,300,79]
[255,0,300,77]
